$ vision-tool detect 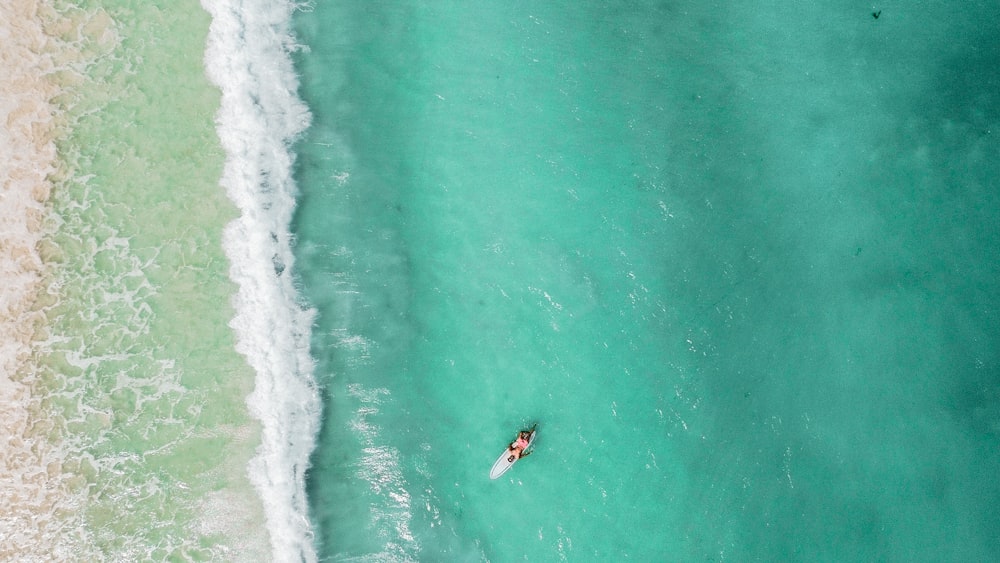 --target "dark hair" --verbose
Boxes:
[508,454,516,462]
